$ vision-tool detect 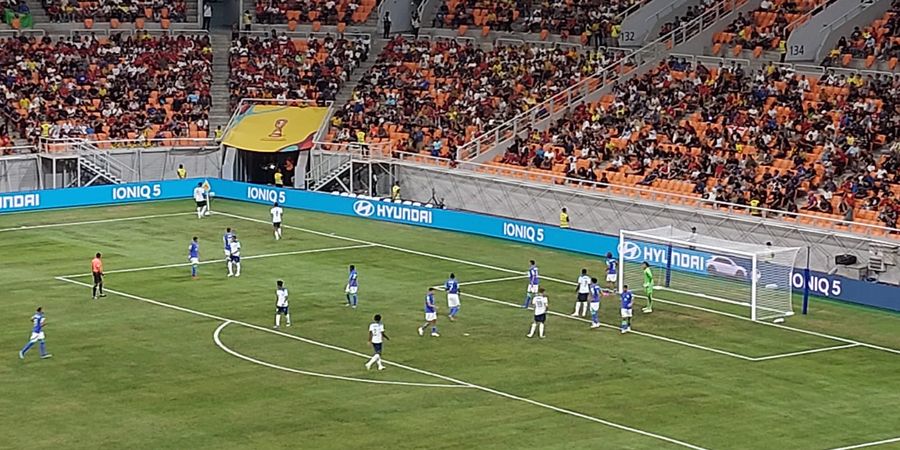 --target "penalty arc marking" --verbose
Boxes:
[213,321,467,389]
